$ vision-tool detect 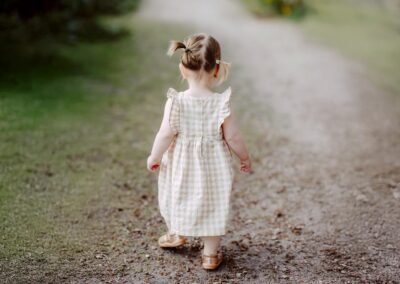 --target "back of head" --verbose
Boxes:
[167,33,230,86]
